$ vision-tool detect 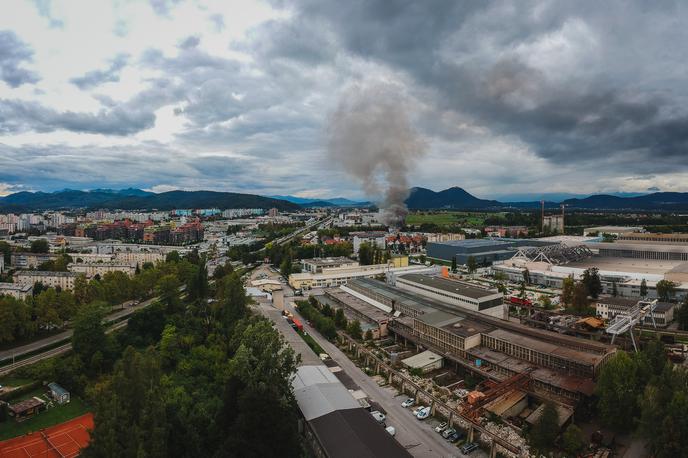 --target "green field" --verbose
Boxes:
[0,388,90,440]
[406,211,496,227]
[0,376,33,388]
